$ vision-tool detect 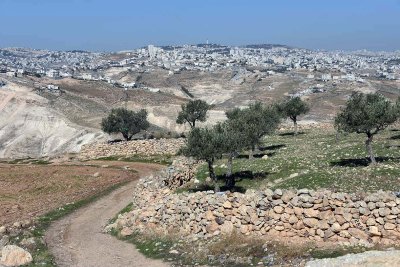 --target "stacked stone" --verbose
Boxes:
[278,122,333,132]
[78,138,185,160]
[112,181,400,246]
[162,157,202,189]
